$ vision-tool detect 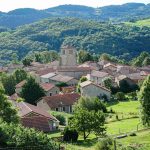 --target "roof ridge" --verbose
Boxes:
[23,102,32,112]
